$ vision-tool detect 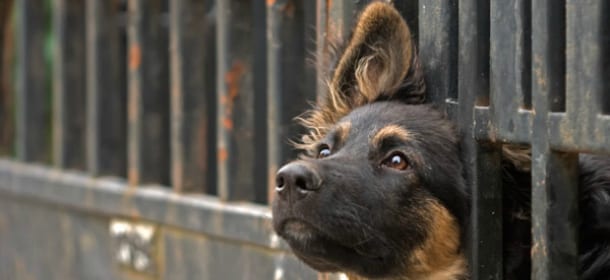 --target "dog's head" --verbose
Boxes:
[271,2,469,279]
